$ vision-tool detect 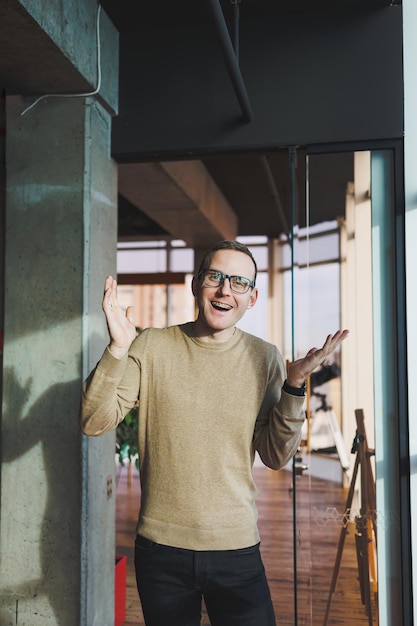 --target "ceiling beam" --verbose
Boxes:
[118,160,238,248]
[117,272,186,285]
